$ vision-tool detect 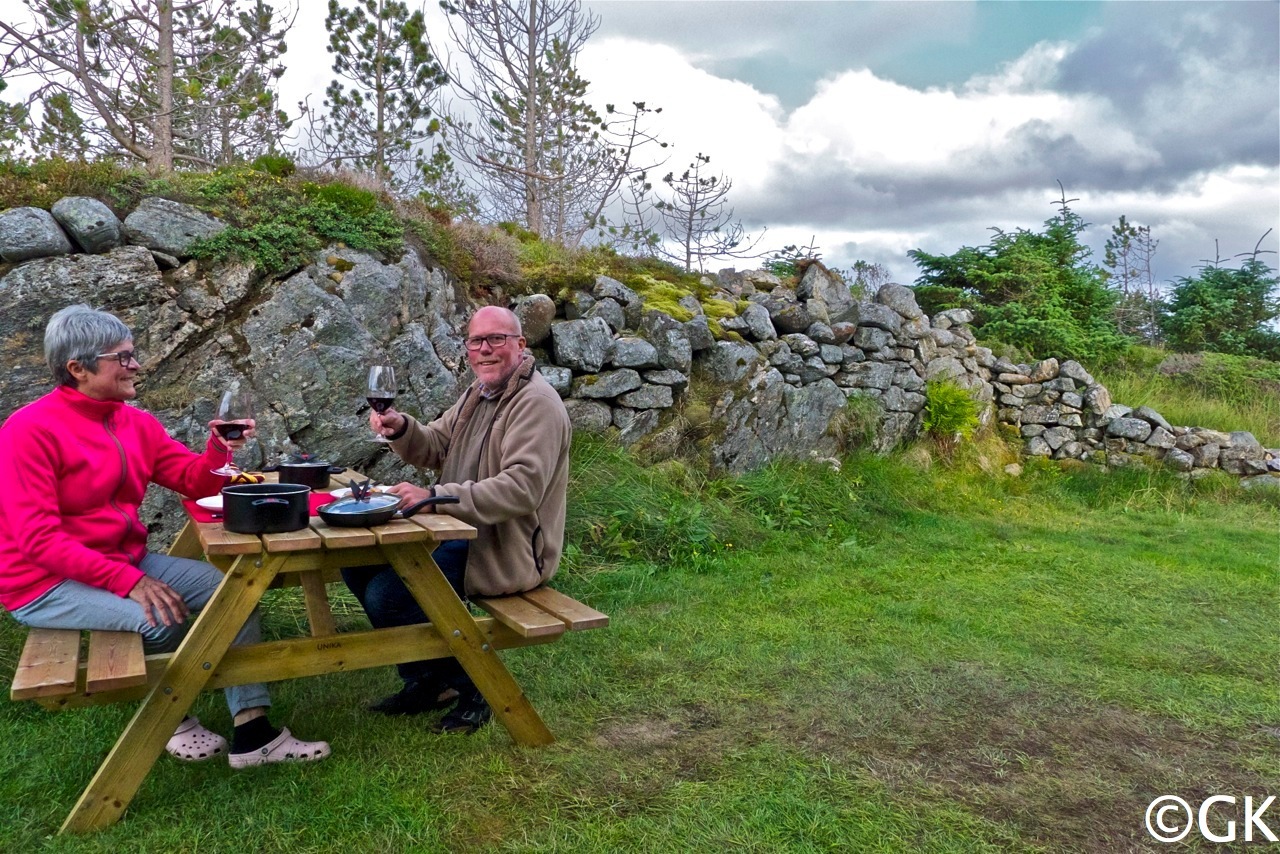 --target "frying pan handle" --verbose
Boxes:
[401,495,460,518]
[327,465,347,474]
